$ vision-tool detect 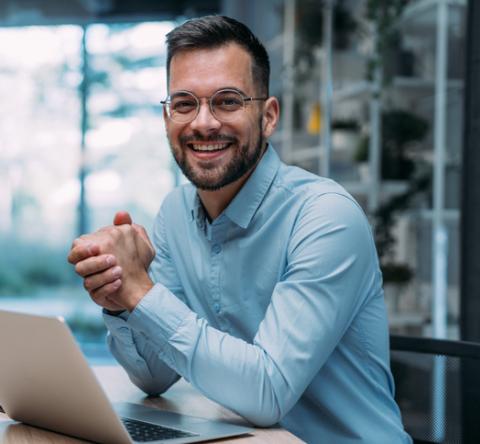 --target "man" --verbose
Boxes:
[68,15,411,443]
